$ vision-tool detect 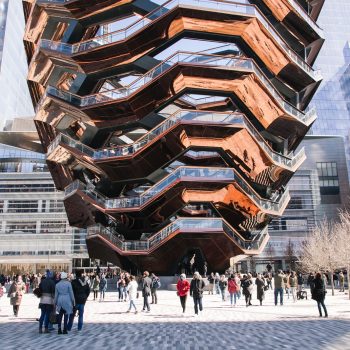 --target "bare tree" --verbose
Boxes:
[335,211,350,299]
[285,239,296,271]
[299,219,340,296]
